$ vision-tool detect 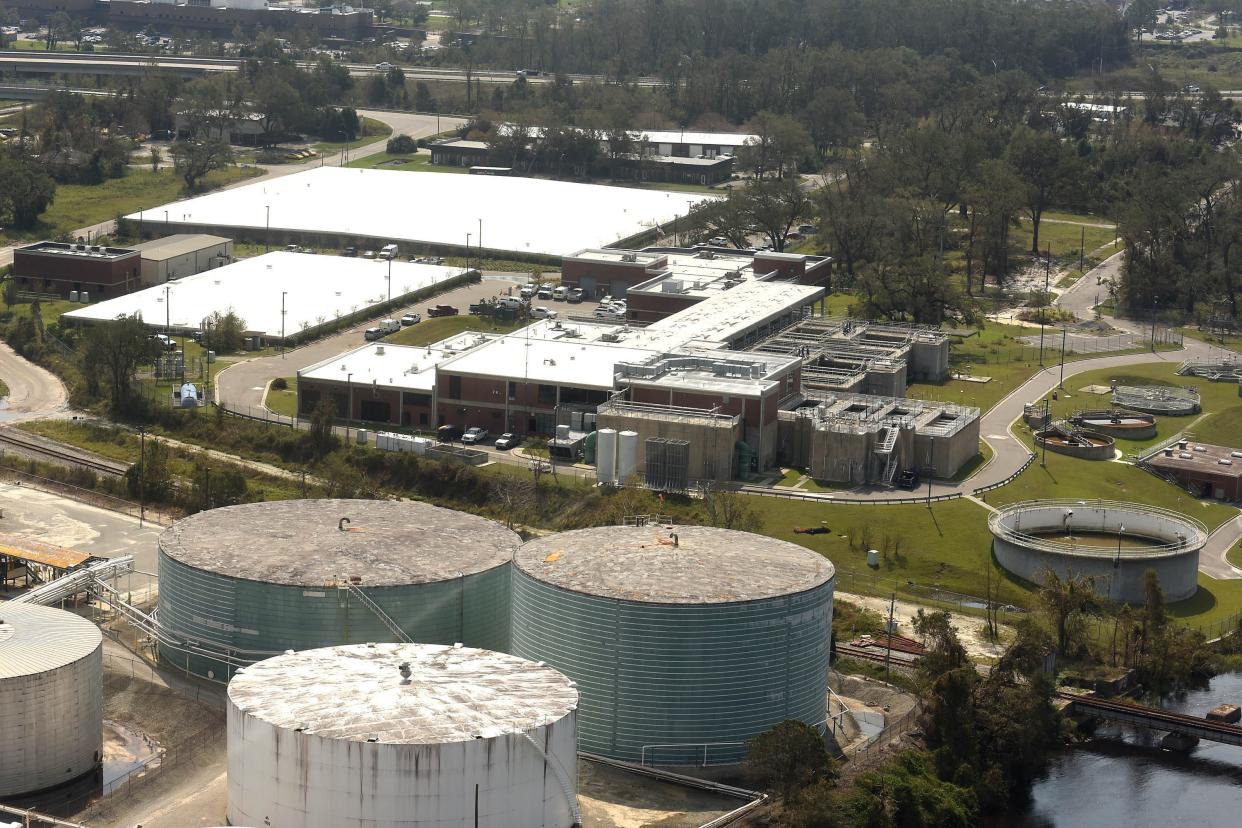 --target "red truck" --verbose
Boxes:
[426,304,459,317]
